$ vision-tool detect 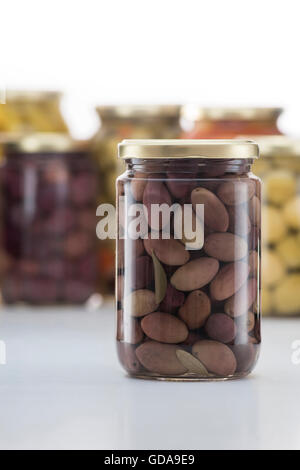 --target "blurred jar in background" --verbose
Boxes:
[181,107,283,139]
[0,90,69,164]
[251,136,300,316]
[91,105,181,295]
[1,133,99,305]
[0,90,69,133]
